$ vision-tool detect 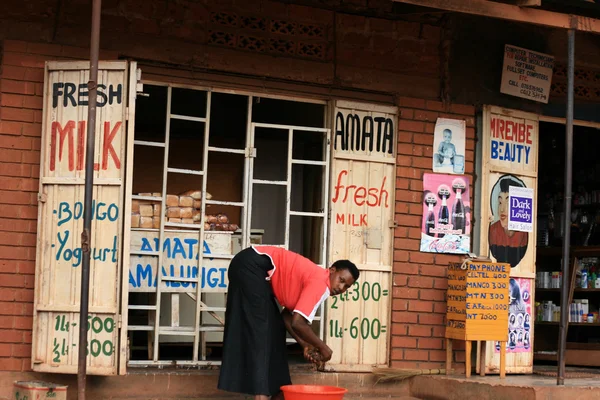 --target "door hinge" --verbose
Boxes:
[38,193,47,203]
[118,315,122,329]
[388,219,399,228]
[245,147,257,158]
